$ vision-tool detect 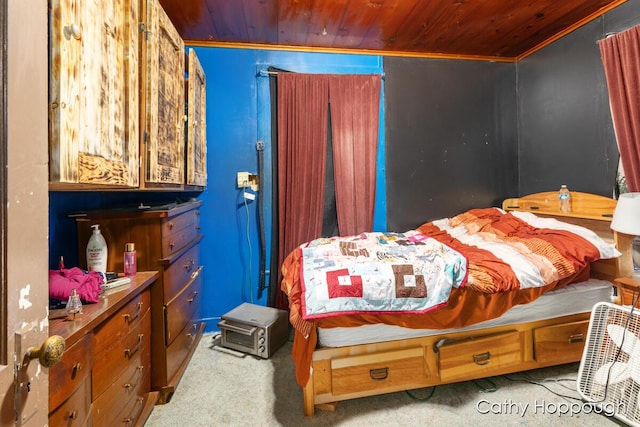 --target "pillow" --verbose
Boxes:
[509,210,621,260]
